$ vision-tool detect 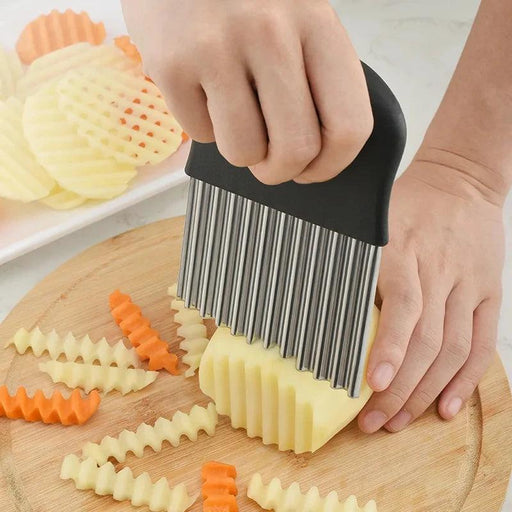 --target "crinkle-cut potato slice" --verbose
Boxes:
[16,9,106,65]
[61,455,197,512]
[81,403,218,466]
[199,307,379,454]
[7,327,141,368]
[247,474,378,512]
[56,66,183,165]
[23,84,137,200]
[170,292,210,377]
[17,43,141,98]
[39,361,158,395]
[0,97,55,202]
[0,47,23,99]
[40,186,87,209]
